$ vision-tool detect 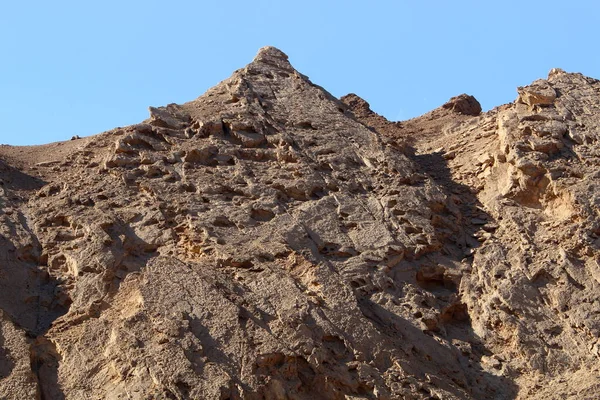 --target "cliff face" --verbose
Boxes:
[0,48,599,399]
